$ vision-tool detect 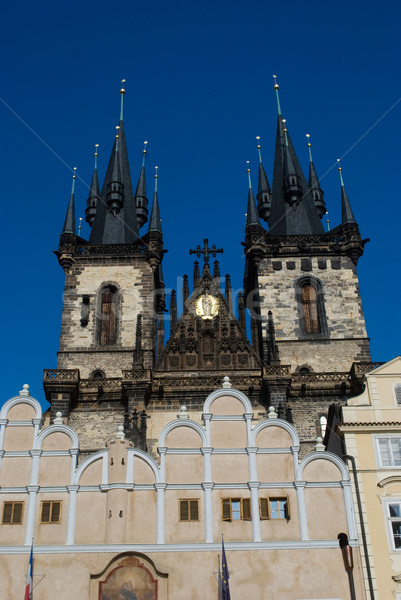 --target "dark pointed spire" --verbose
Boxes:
[306,134,326,219]
[170,290,177,331]
[148,166,162,233]
[268,77,324,235]
[225,274,232,312]
[85,144,100,227]
[256,136,271,222]
[157,313,164,359]
[135,141,149,229]
[246,164,260,228]
[62,168,77,234]
[89,81,139,244]
[337,160,356,224]
[213,260,220,279]
[193,261,200,289]
[238,291,246,332]
[183,274,189,304]
[106,128,124,215]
